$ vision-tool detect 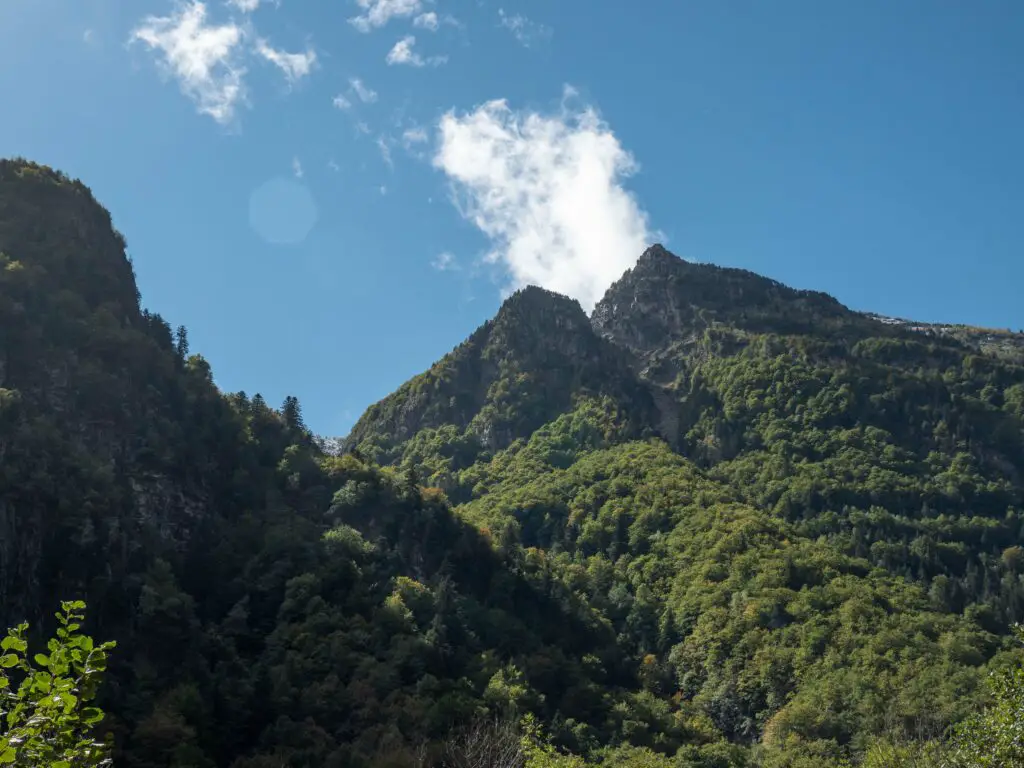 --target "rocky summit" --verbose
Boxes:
[3,159,1024,767]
